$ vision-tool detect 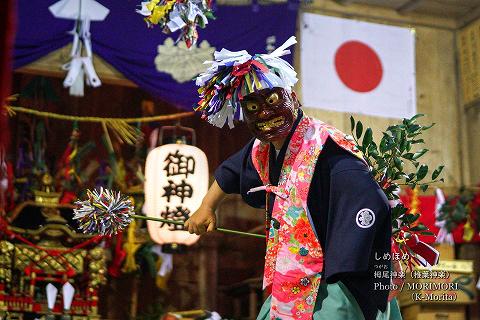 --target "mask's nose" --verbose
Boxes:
[258,107,273,119]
